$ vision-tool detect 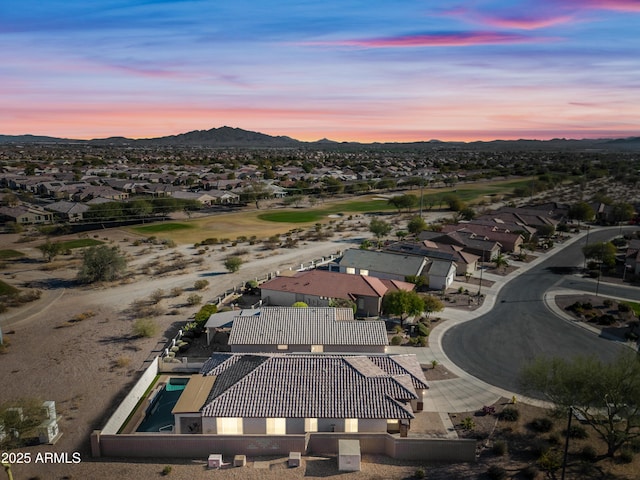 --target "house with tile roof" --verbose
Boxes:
[419,230,501,261]
[171,353,428,436]
[440,224,524,253]
[228,307,388,353]
[337,249,427,281]
[259,269,414,317]
[386,240,478,276]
